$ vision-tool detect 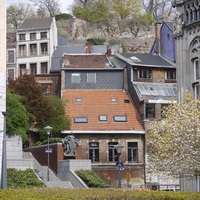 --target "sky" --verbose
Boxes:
[6,0,74,13]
